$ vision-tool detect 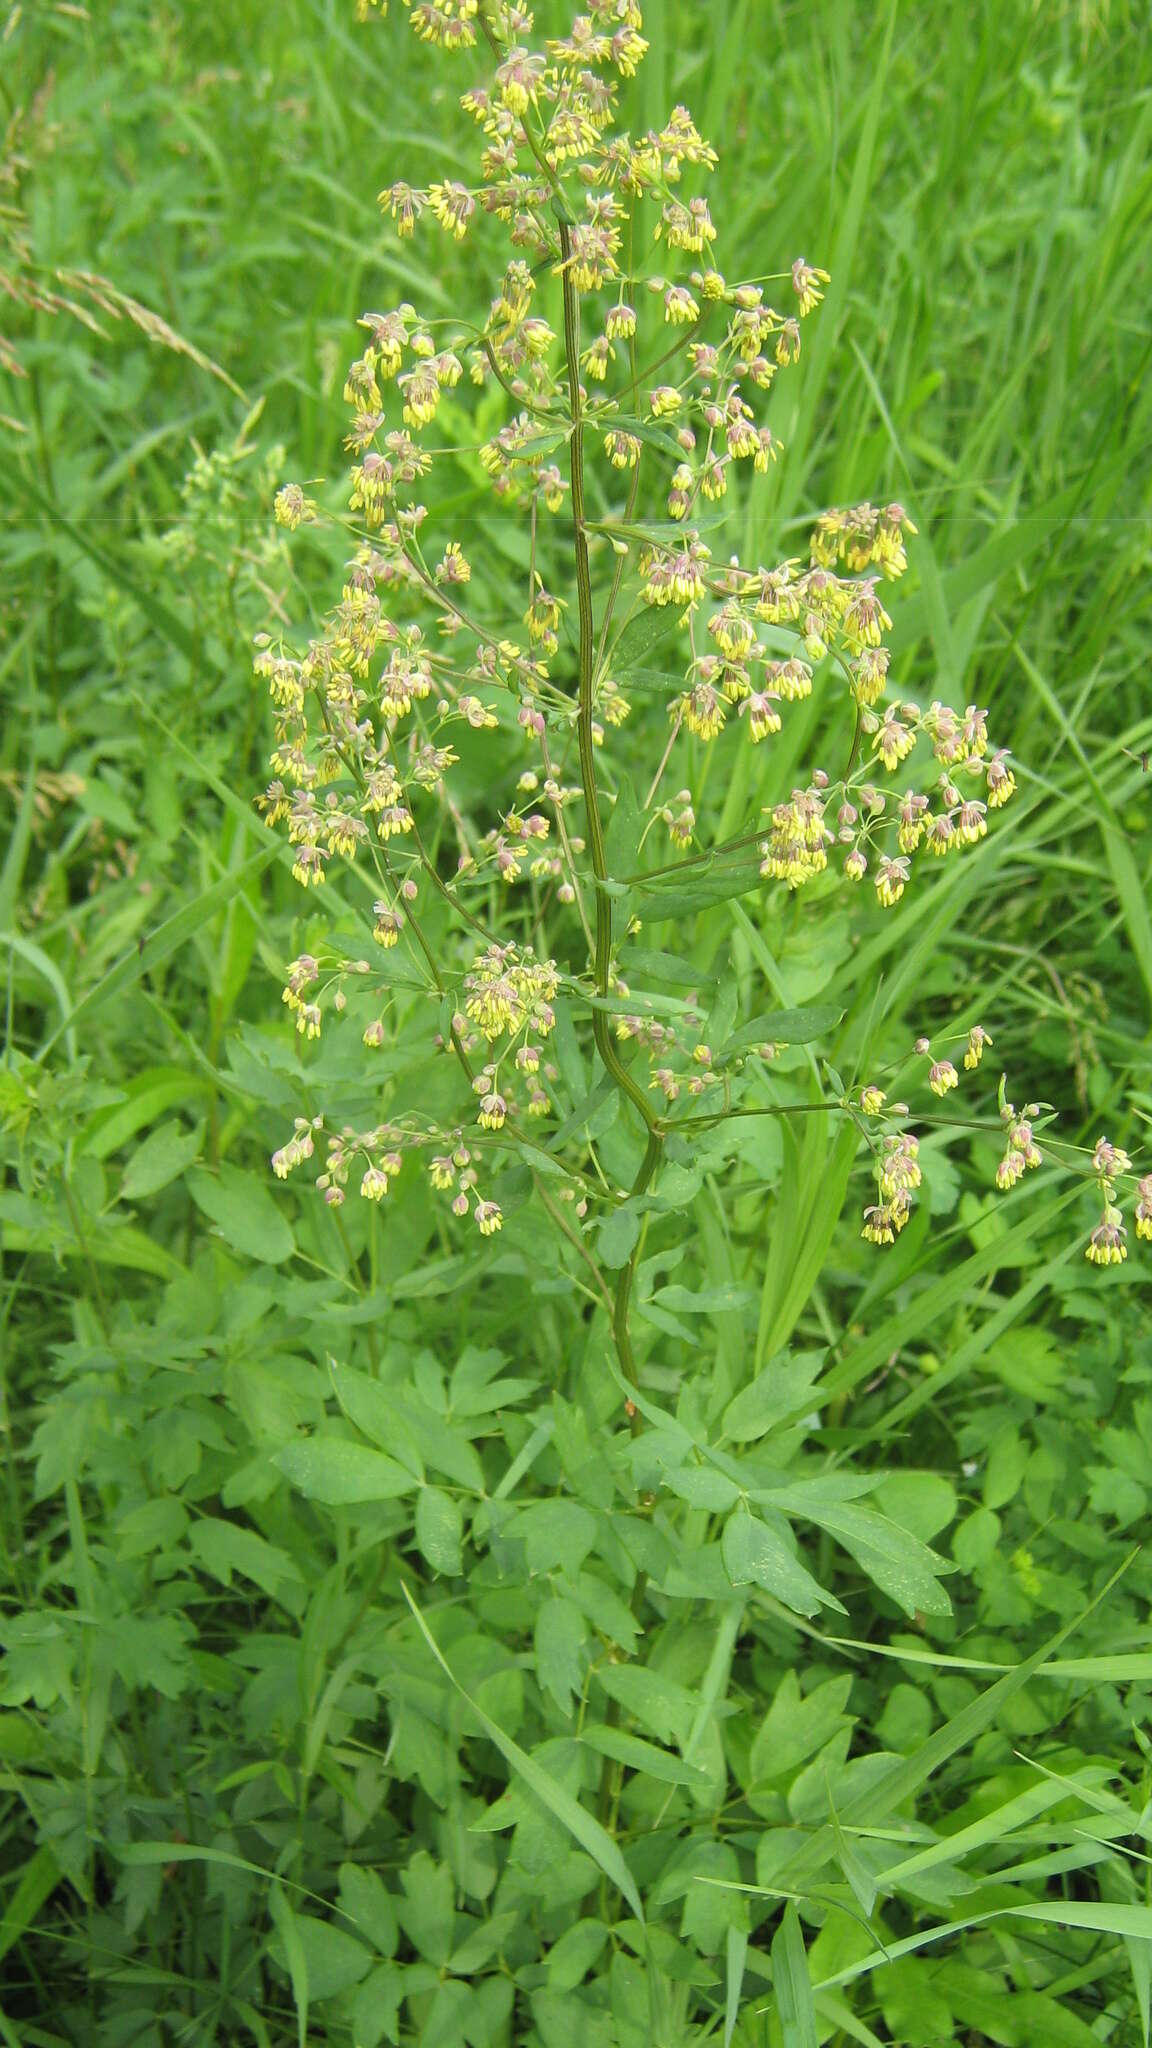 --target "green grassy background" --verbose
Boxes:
[2,0,1151,2042]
